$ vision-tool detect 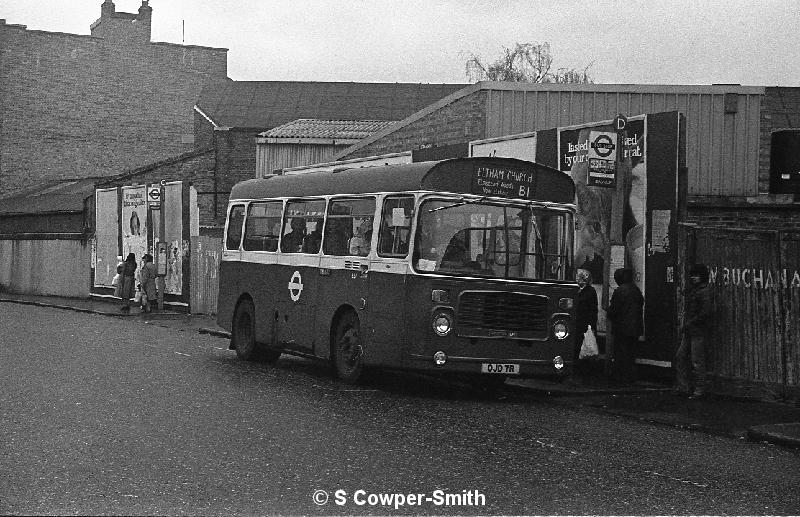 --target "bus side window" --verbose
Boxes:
[325,197,376,256]
[243,201,282,252]
[225,205,246,250]
[378,195,413,257]
[283,199,326,254]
